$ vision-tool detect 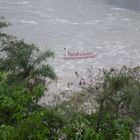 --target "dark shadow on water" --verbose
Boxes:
[103,0,140,12]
